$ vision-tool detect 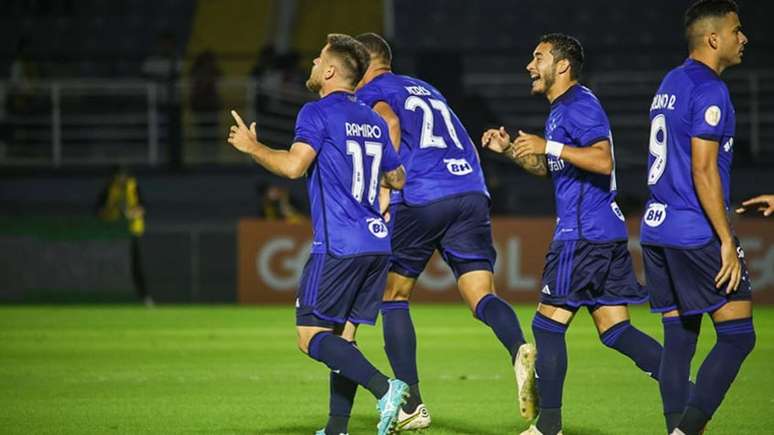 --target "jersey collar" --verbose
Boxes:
[685,58,720,78]
[550,83,580,106]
